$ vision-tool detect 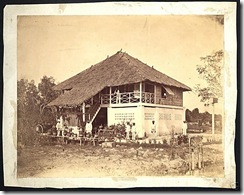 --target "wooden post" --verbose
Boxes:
[154,84,156,104]
[192,150,195,171]
[188,137,191,173]
[139,82,142,103]
[198,147,201,169]
[201,145,204,170]
[82,102,85,122]
[212,102,215,140]
[91,97,94,105]
[109,87,112,104]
